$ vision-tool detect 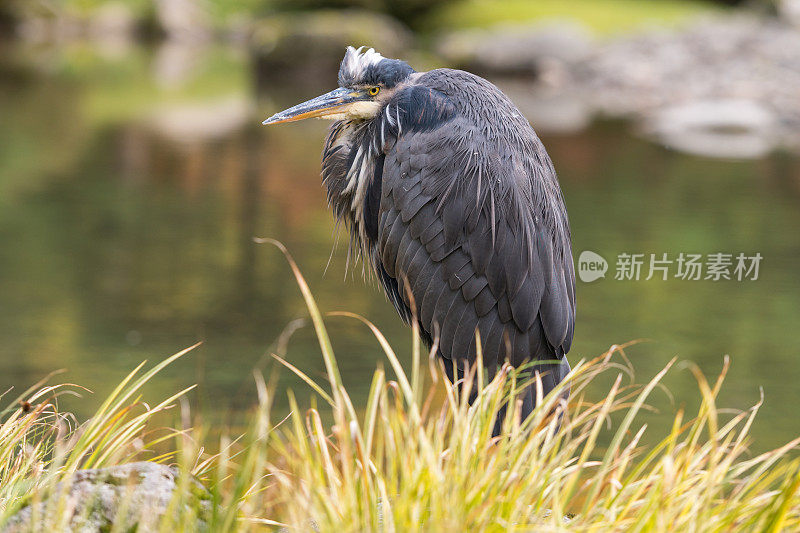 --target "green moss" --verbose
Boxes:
[426,0,723,34]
